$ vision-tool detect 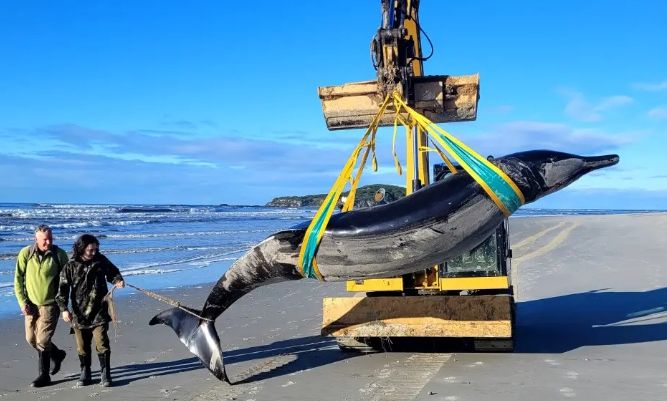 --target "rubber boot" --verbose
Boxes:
[50,344,67,375]
[77,354,92,386]
[31,350,51,388]
[98,352,112,387]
